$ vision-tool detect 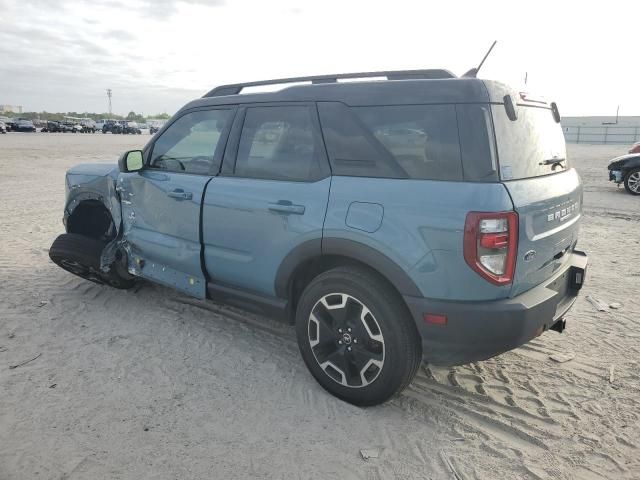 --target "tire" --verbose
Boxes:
[295,265,422,406]
[49,233,135,289]
[623,168,640,195]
